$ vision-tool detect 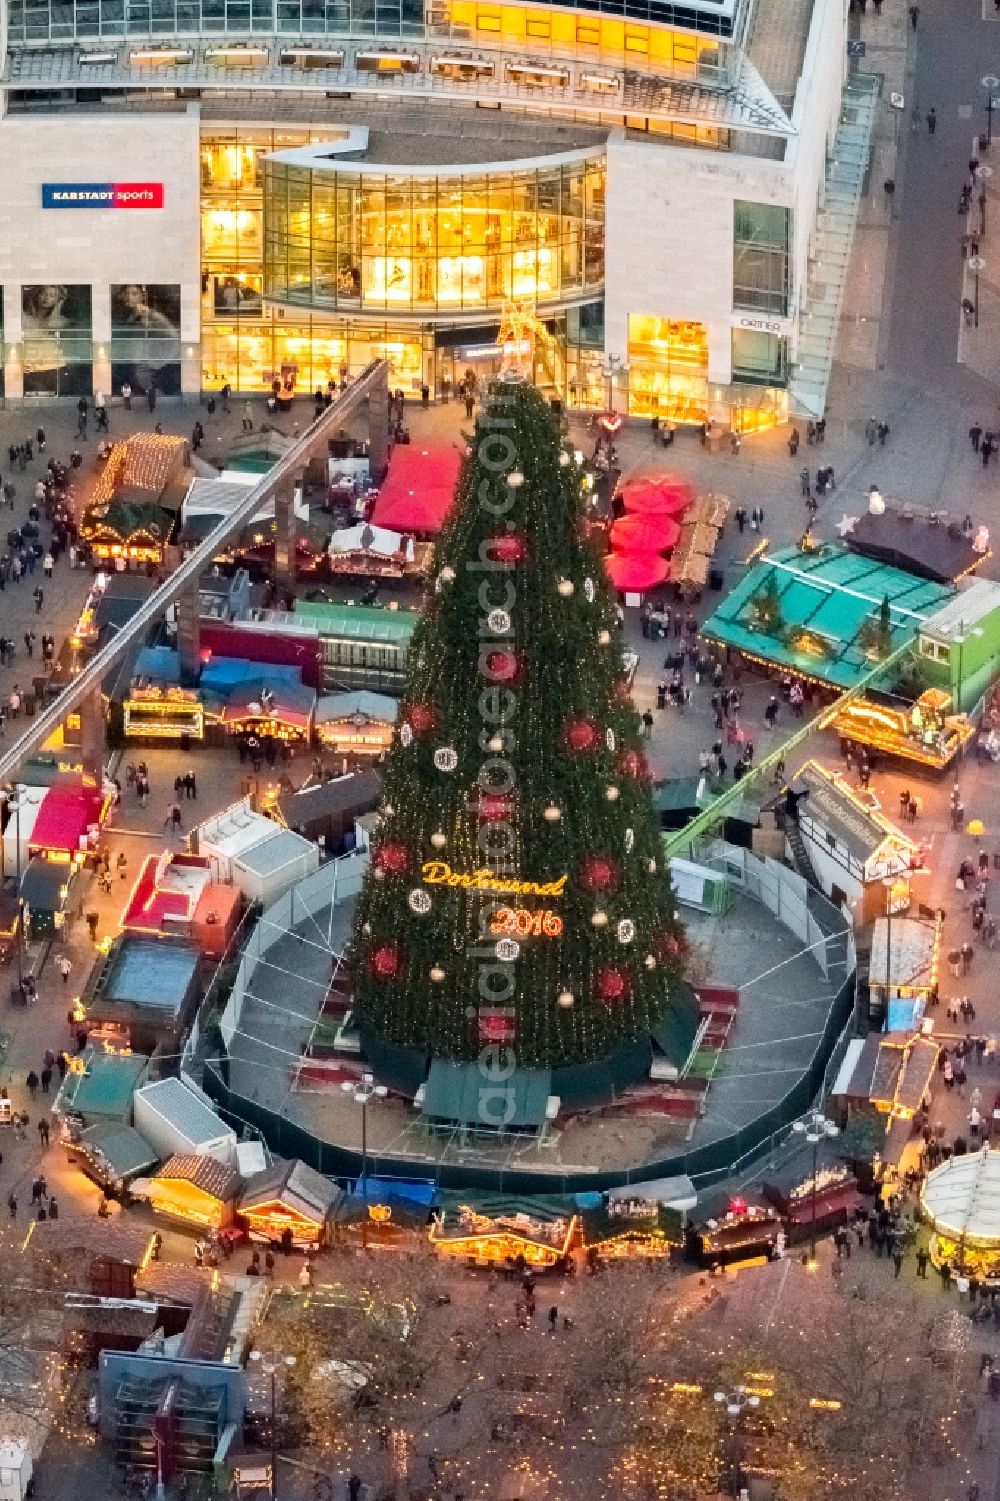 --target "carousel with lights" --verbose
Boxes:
[351,371,697,1111]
